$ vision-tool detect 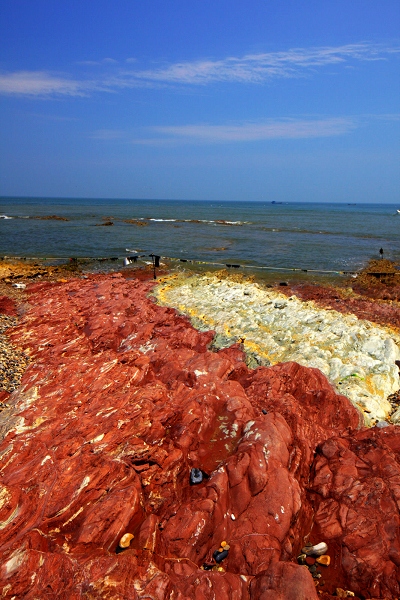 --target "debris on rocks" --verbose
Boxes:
[189,467,209,485]
[302,542,328,556]
[116,532,134,554]
[213,549,229,563]
[299,542,329,581]
[119,533,134,548]
[356,258,399,288]
[316,555,330,566]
